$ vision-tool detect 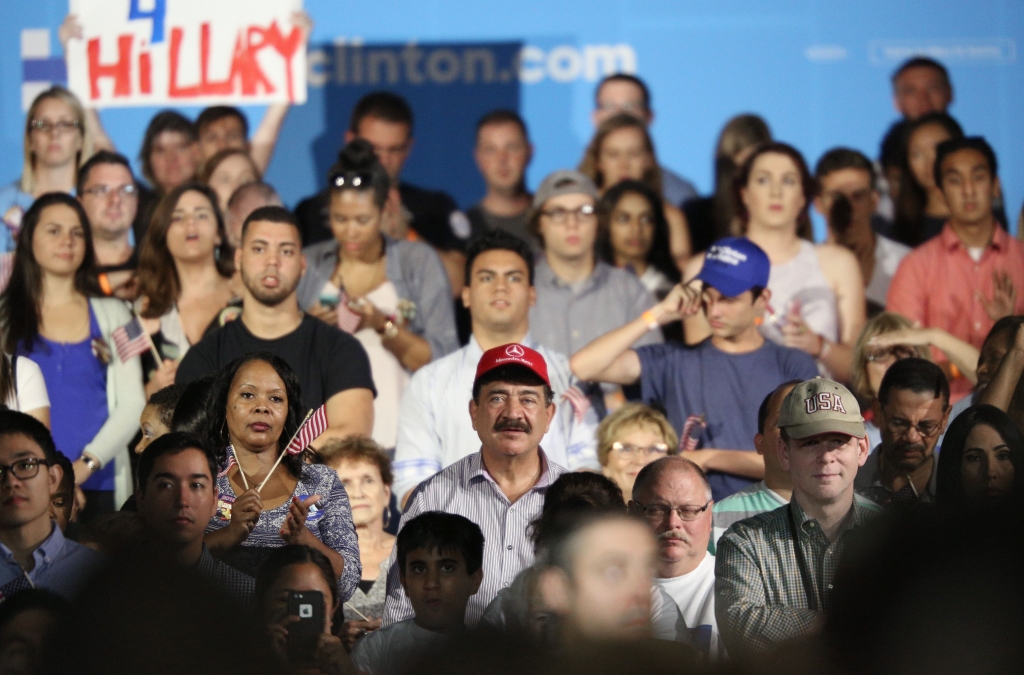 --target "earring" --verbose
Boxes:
[382,507,392,529]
